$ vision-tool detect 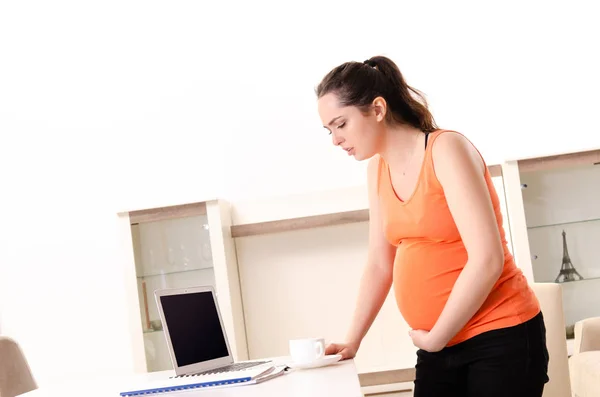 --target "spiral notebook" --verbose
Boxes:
[119,365,287,396]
